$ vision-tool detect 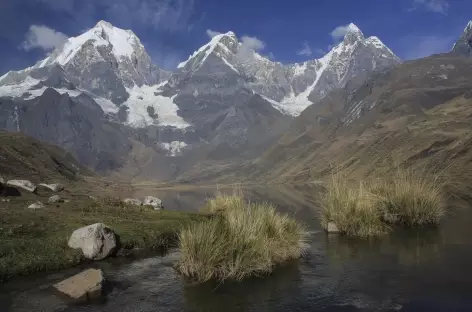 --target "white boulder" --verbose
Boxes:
[28,201,45,209]
[39,183,65,192]
[326,221,340,233]
[122,198,142,206]
[143,196,163,210]
[68,223,117,260]
[7,180,37,193]
[48,195,63,203]
[53,269,104,302]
